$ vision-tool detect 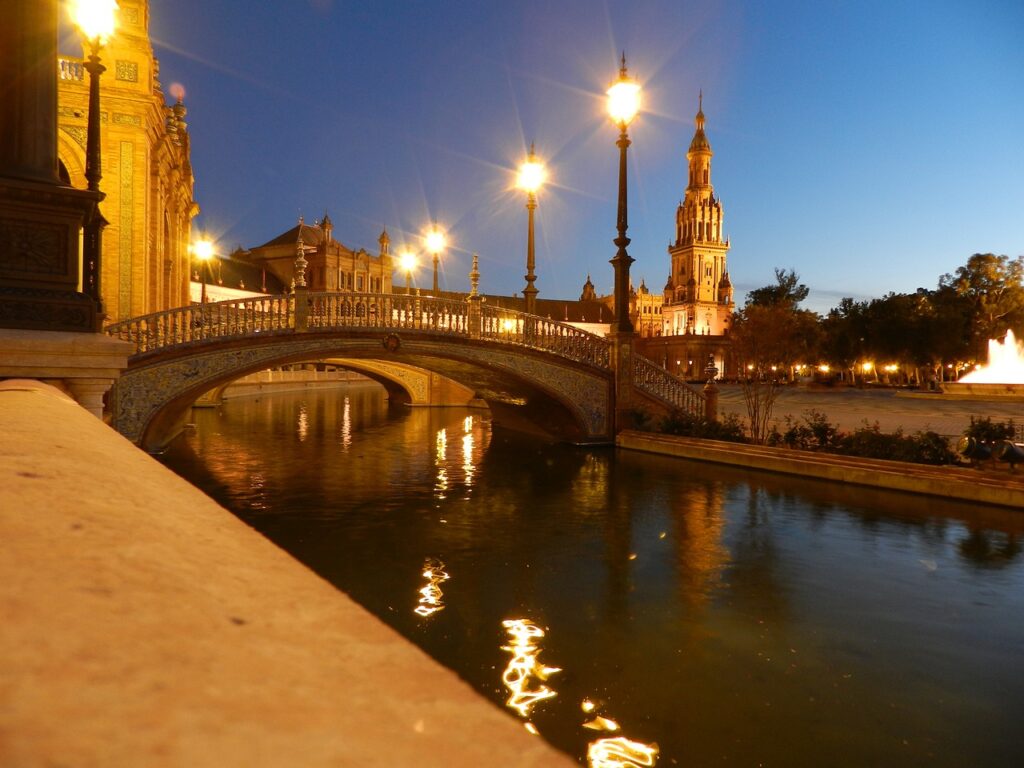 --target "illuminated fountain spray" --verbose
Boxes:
[959,330,1024,384]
